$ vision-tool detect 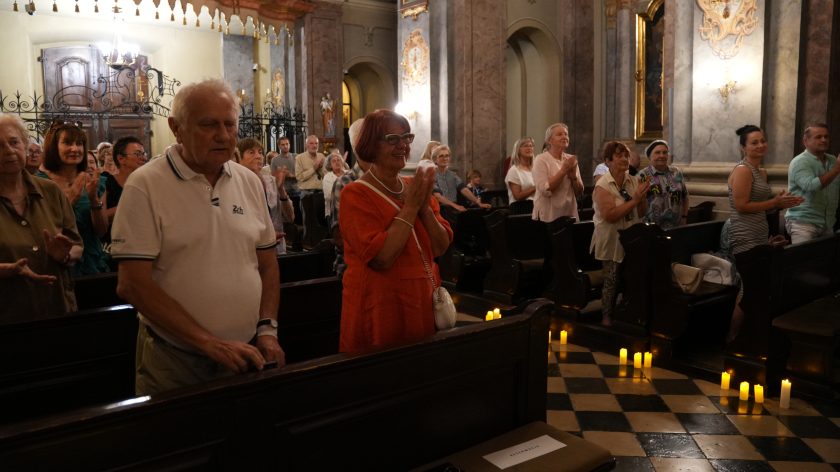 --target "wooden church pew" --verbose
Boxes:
[438,208,493,292]
[0,300,560,471]
[548,217,603,317]
[482,210,550,304]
